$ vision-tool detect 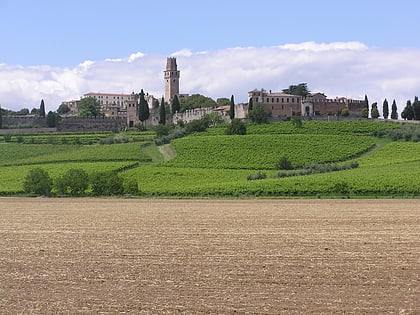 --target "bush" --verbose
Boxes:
[247,172,267,180]
[226,119,246,135]
[91,171,124,196]
[155,124,172,137]
[55,168,89,196]
[248,104,269,124]
[23,168,52,196]
[185,118,209,133]
[291,115,302,128]
[277,156,293,170]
